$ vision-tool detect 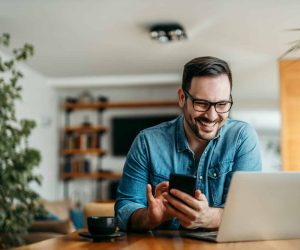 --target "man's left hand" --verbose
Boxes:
[163,189,223,229]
